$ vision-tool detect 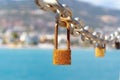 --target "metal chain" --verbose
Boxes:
[35,0,120,48]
